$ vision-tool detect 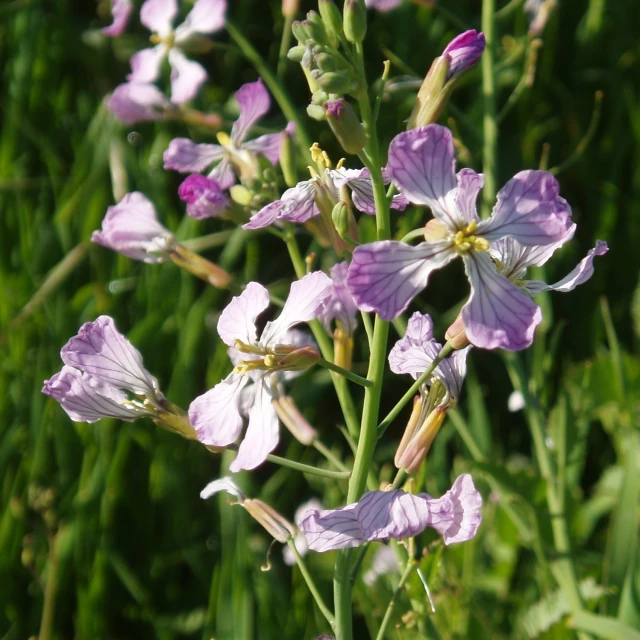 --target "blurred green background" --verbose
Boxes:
[1,0,639,638]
